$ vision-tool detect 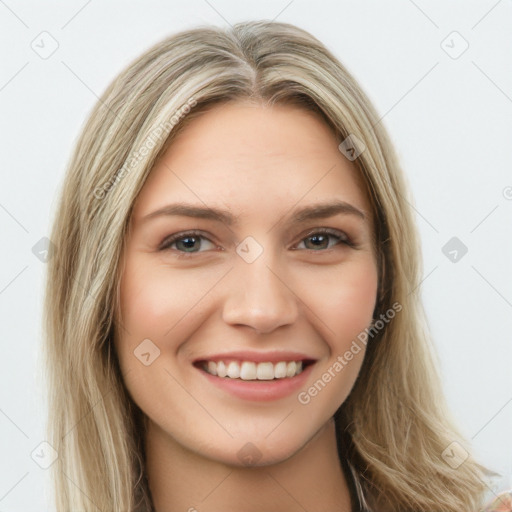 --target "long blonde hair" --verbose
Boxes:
[43,20,493,511]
